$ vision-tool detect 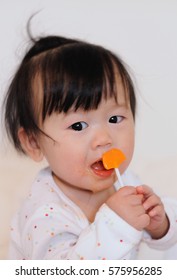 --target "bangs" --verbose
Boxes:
[32,43,135,121]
